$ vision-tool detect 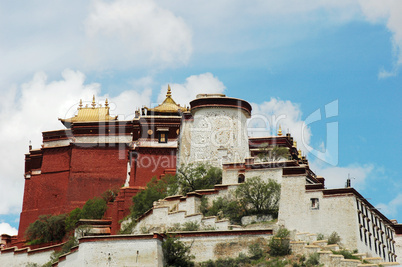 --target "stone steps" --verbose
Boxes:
[290,231,401,267]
